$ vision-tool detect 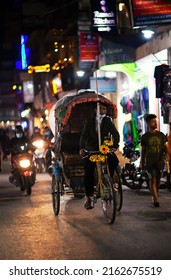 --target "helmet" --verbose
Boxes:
[15,125,24,139]
[15,125,23,133]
